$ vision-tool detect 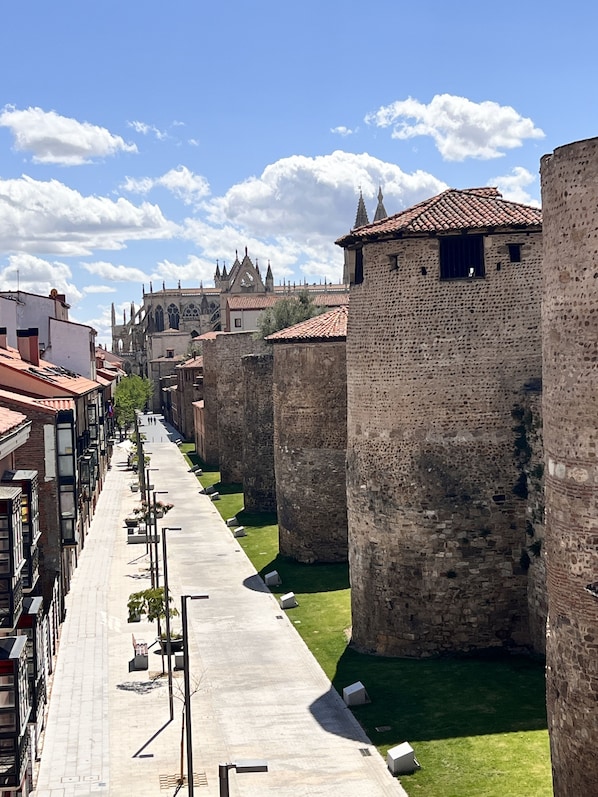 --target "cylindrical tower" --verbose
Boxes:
[242,353,276,513]
[269,308,348,563]
[541,137,598,796]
